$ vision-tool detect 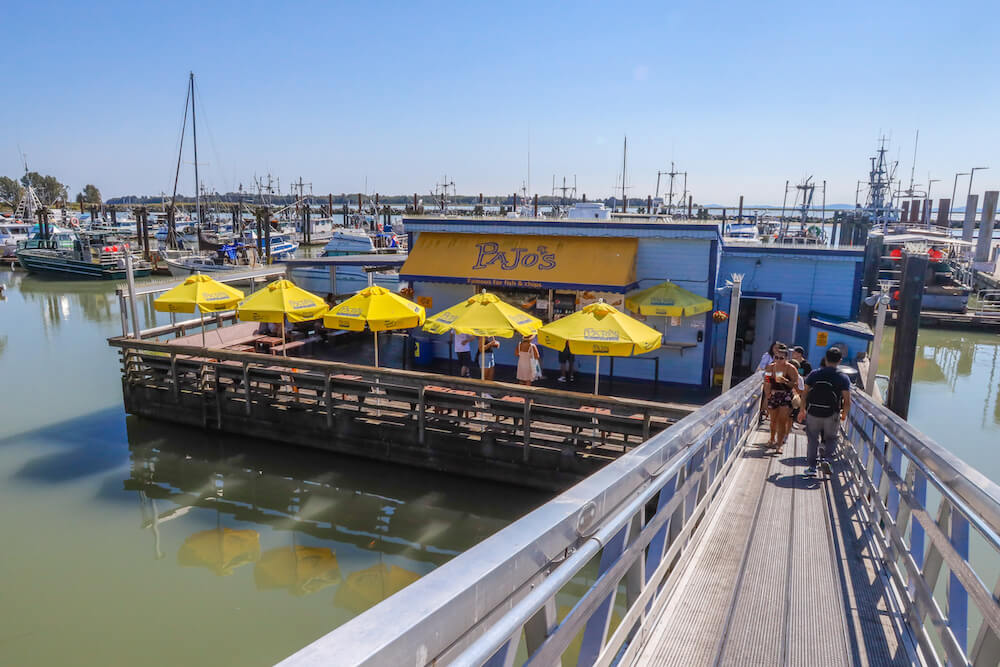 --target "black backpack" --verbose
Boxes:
[807,377,842,417]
